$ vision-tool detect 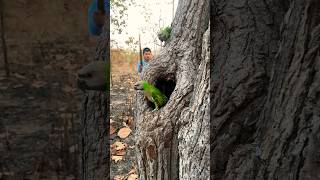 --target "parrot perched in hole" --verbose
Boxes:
[77,60,110,92]
[134,80,168,112]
